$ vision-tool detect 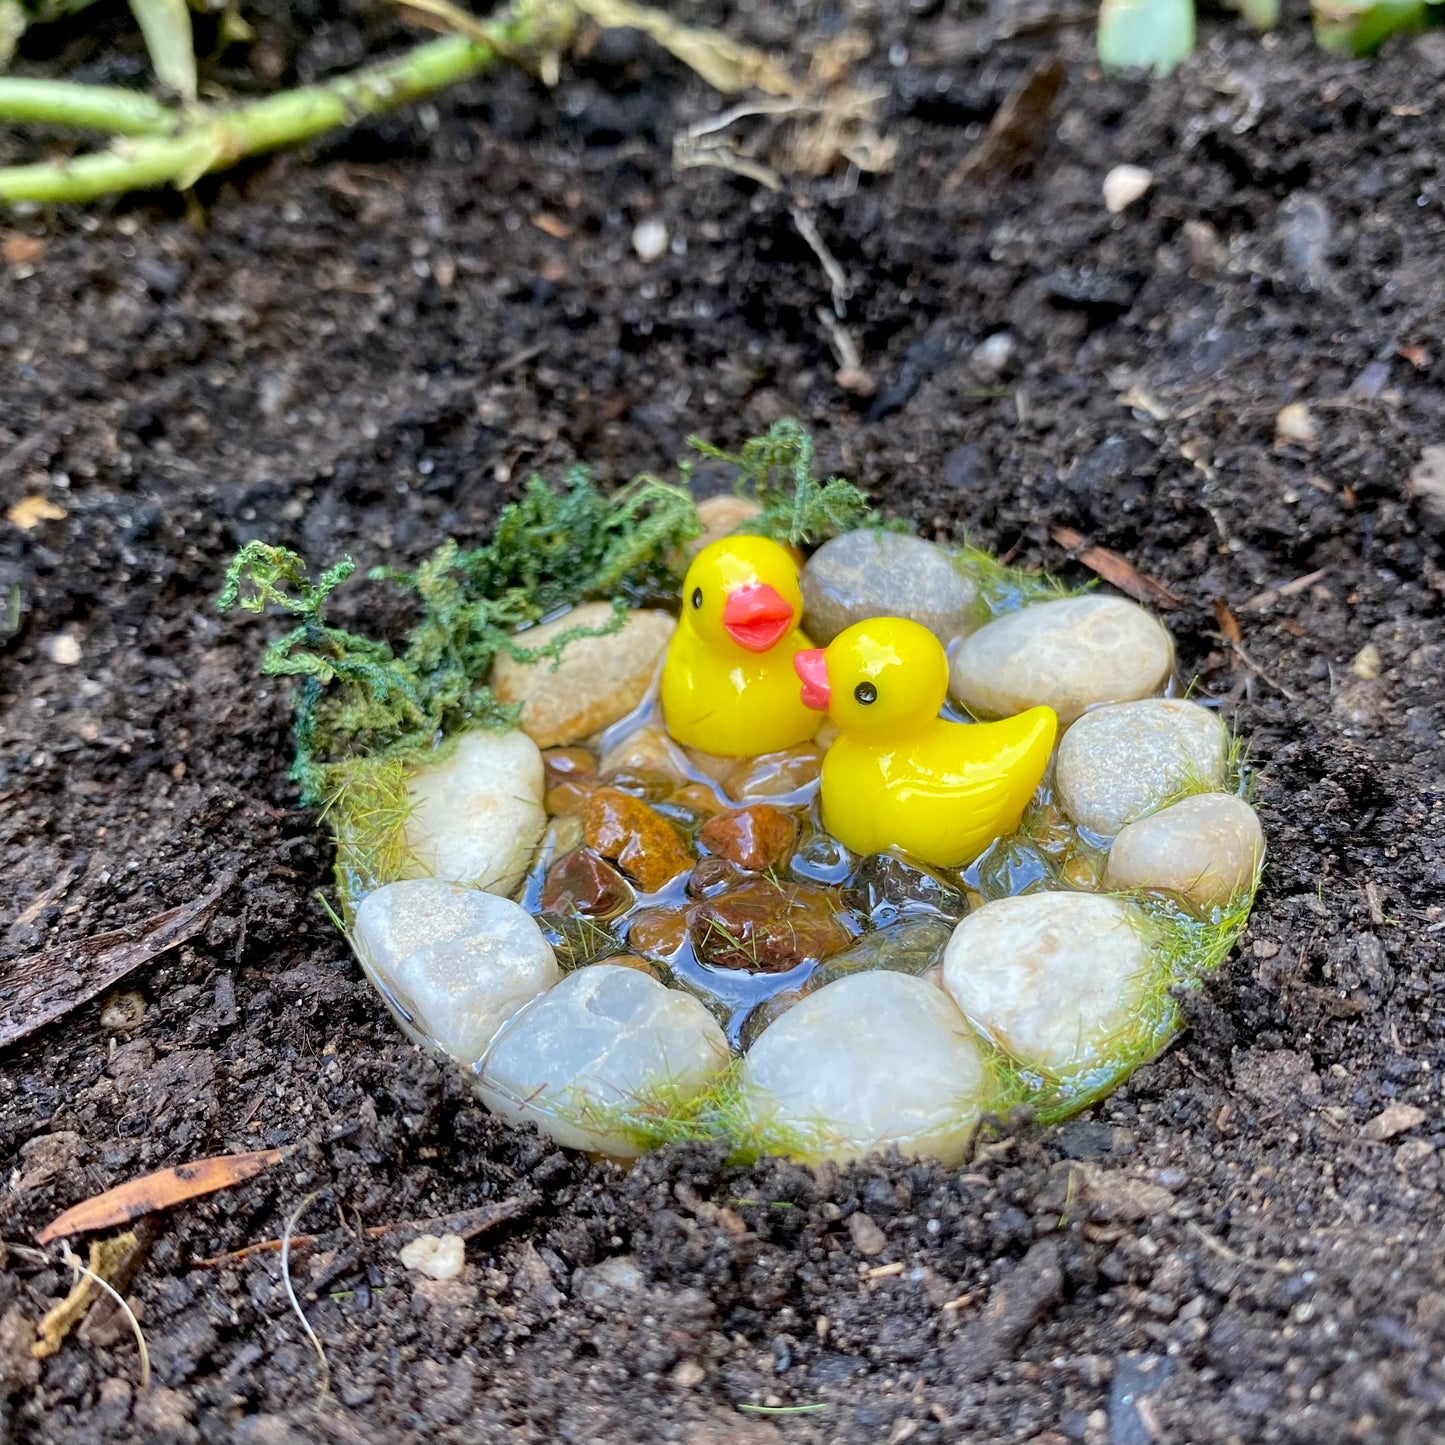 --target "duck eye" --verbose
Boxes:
[854,681,878,705]
[691,587,703,609]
